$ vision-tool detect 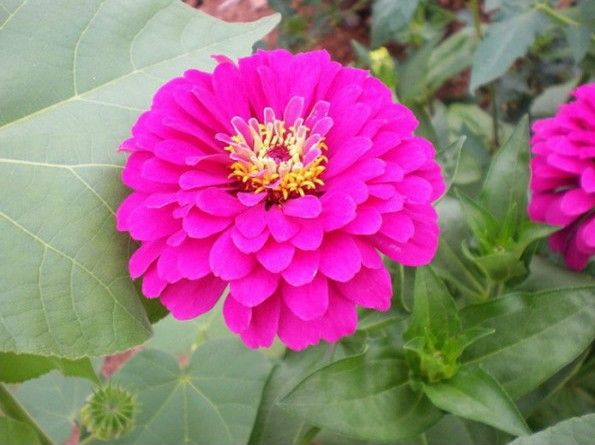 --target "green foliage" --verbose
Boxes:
[0,417,41,445]
[423,366,530,436]
[109,339,271,445]
[0,352,97,383]
[509,414,595,445]
[0,0,279,359]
